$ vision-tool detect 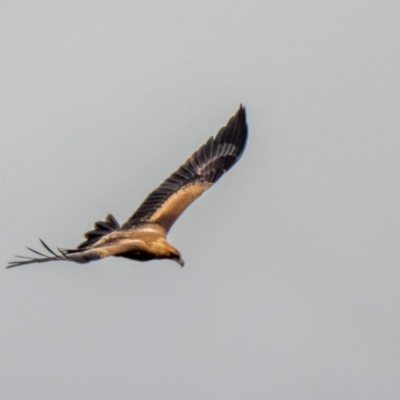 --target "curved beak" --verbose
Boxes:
[176,257,185,268]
